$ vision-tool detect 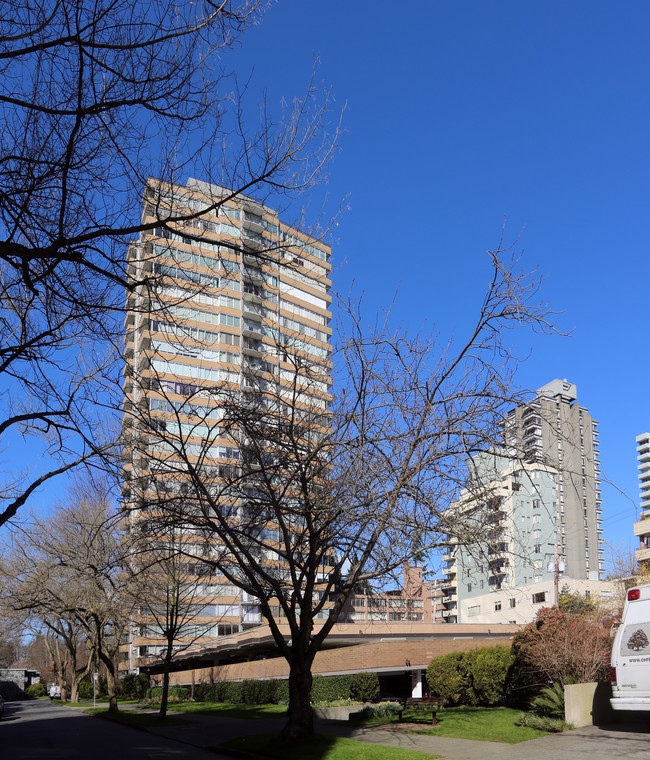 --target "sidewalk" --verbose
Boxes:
[324,721,650,760]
